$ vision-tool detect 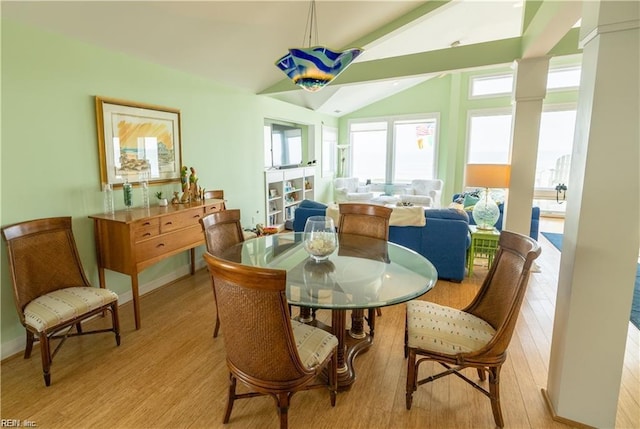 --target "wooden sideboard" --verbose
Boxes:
[89,199,224,329]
